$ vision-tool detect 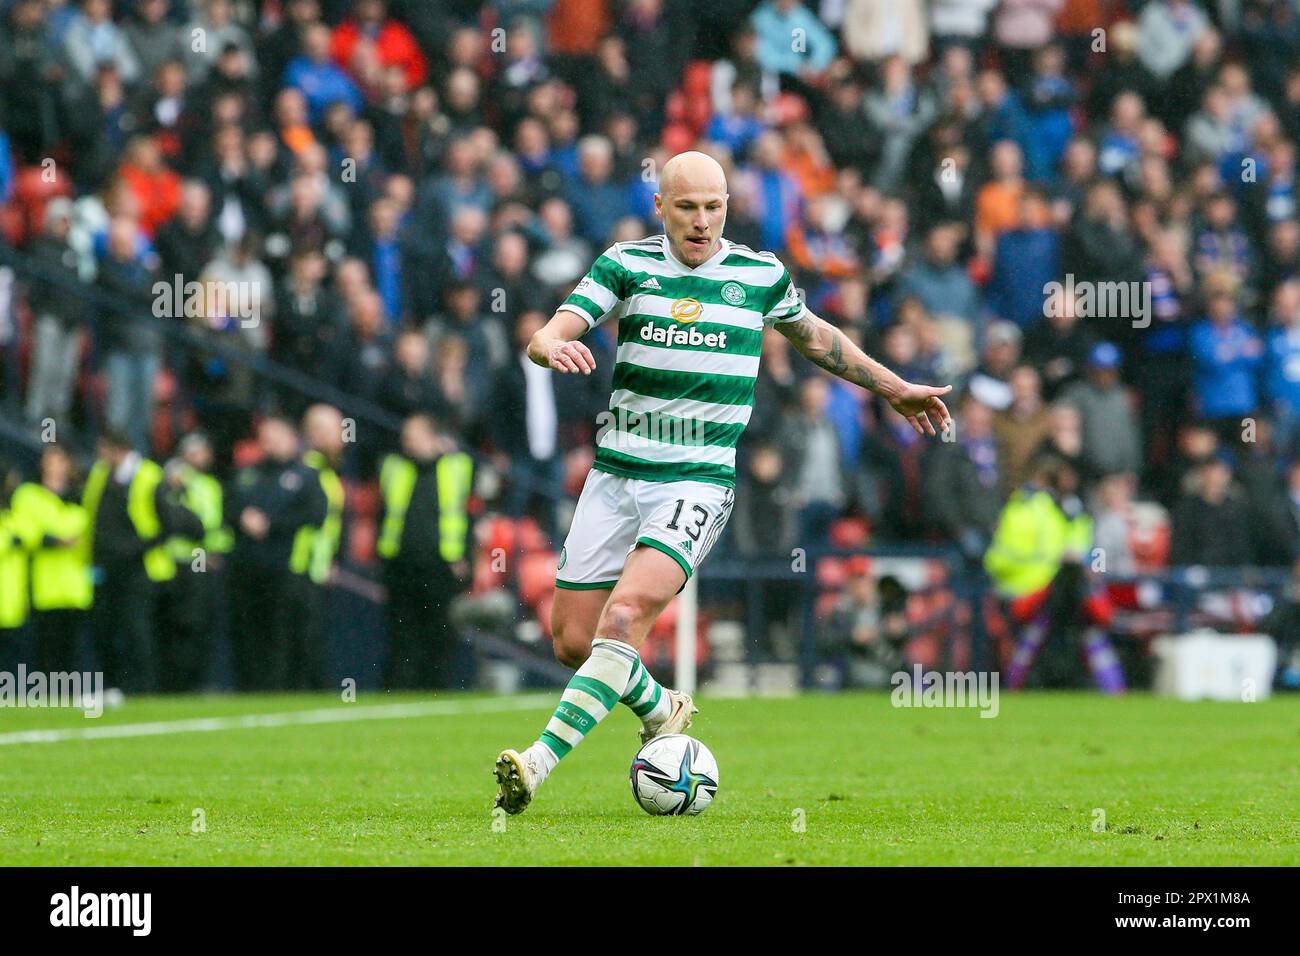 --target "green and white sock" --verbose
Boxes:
[526,639,672,780]
[621,653,672,731]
